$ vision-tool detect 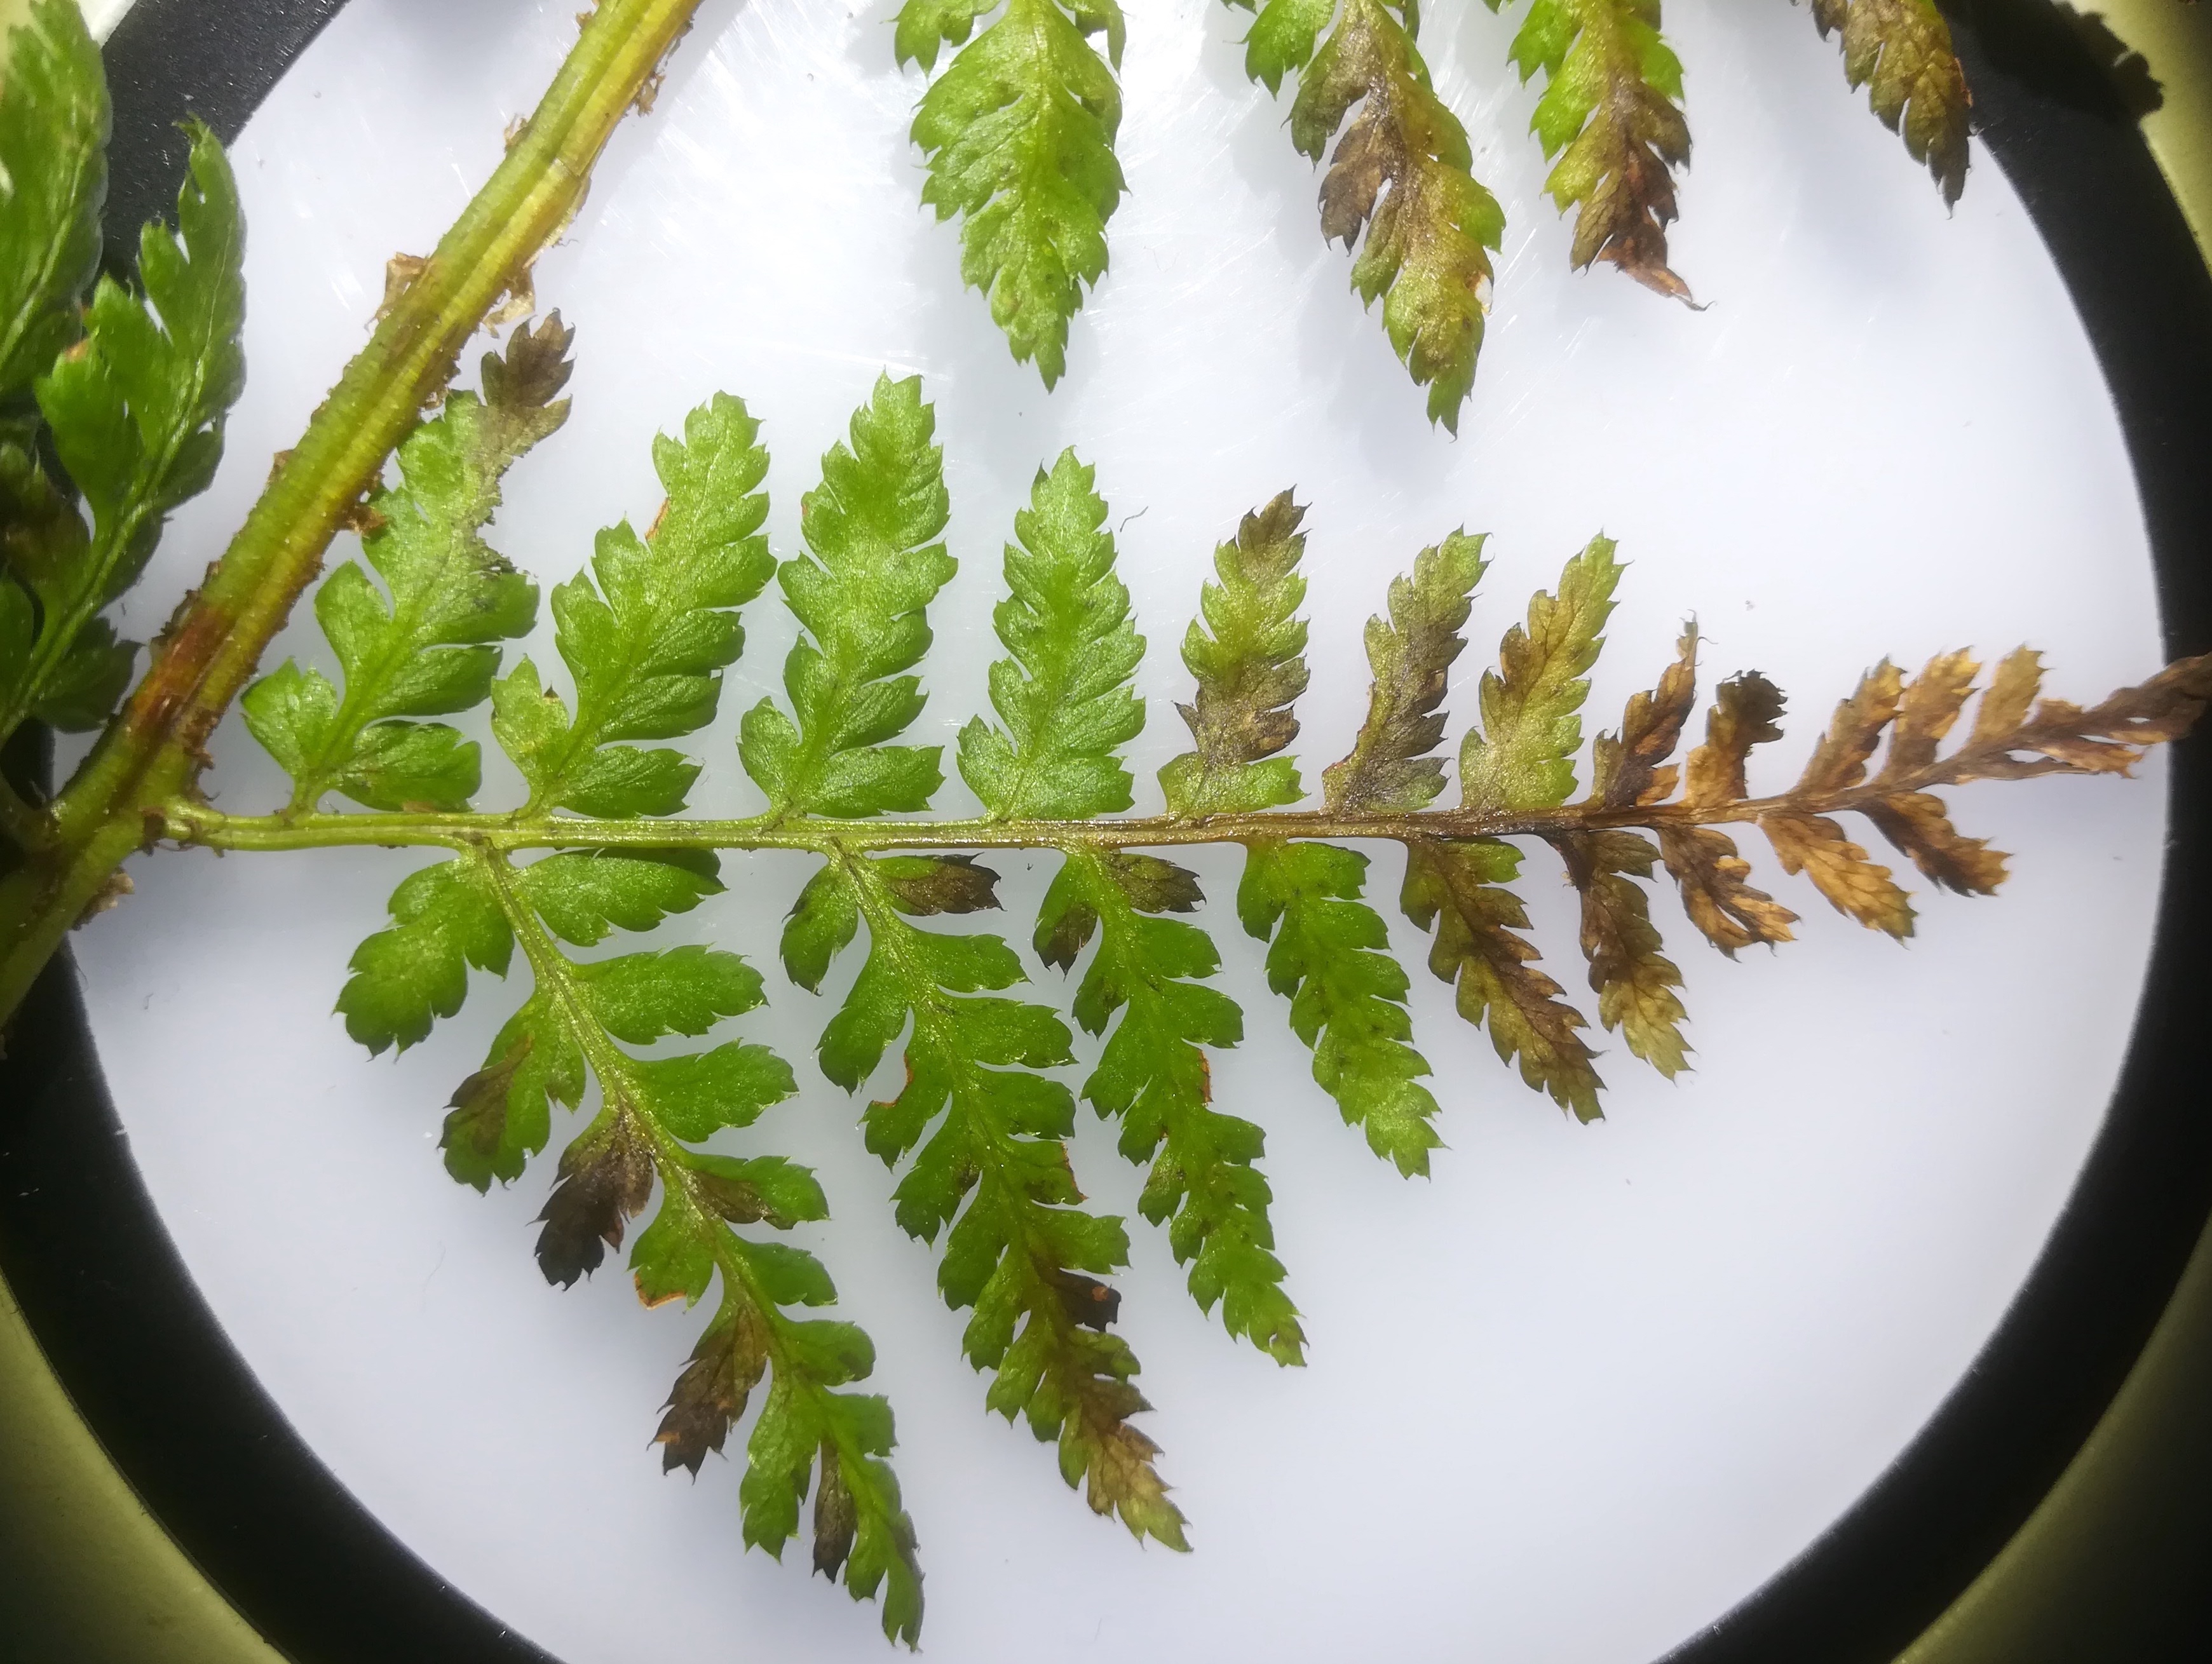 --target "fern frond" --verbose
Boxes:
[960,459,1296,1362]
[498,853,924,1647]
[1493,0,1695,300]
[1805,0,1971,205]
[899,0,1126,387]
[326,388,923,1643]
[755,393,1183,1546]
[218,372,2212,1643]
[245,318,570,812]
